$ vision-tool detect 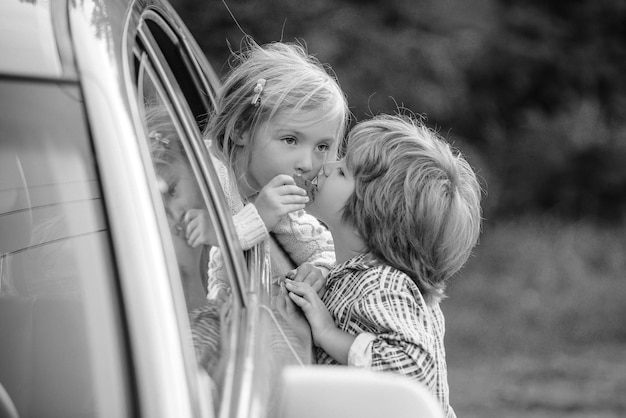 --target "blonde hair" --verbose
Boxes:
[145,105,187,176]
[343,114,482,303]
[146,105,184,173]
[206,37,350,187]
